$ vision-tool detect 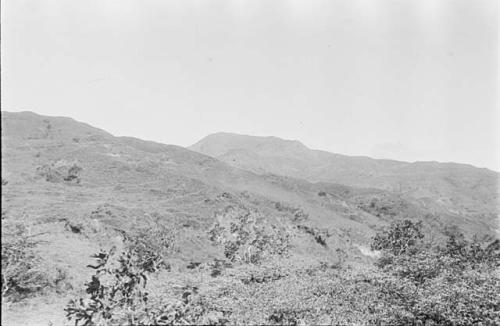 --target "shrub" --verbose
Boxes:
[66,248,209,325]
[124,218,178,273]
[297,225,330,247]
[376,249,446,284]
[416,269,500,325]
[36,160,82,183]
[440,234,500,270]
[65,248,151,325]
[274,202,309,223]
[268,308,304,325]
[371,266,500,325]
[370,221,500,325]
[224,241,240,261]
[1,223,50,302]
[209,259,232,277]
[371,219,424,256]
[64,164,83,182]
[208,208,291,264]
